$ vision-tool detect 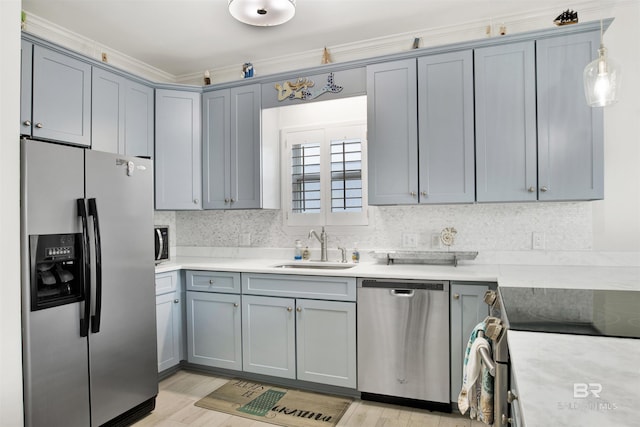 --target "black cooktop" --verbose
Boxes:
[498,287,640,339]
